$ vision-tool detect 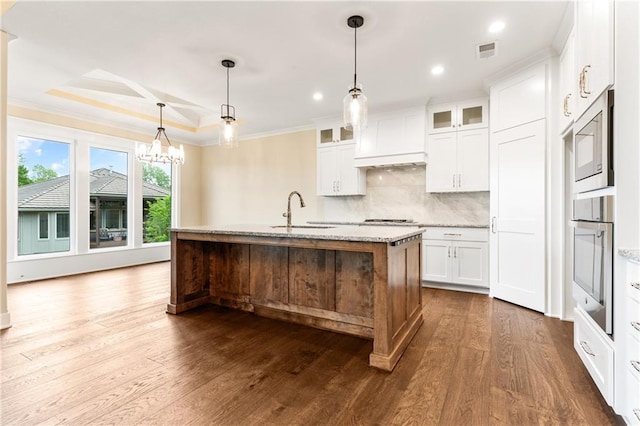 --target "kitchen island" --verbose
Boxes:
[168,224,424,371]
